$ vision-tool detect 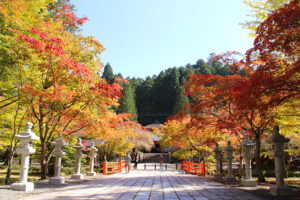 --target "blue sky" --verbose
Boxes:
[72,0,253,79]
